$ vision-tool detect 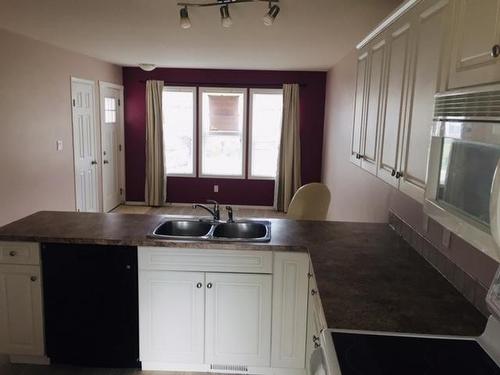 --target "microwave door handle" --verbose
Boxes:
[489,159,500,255]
